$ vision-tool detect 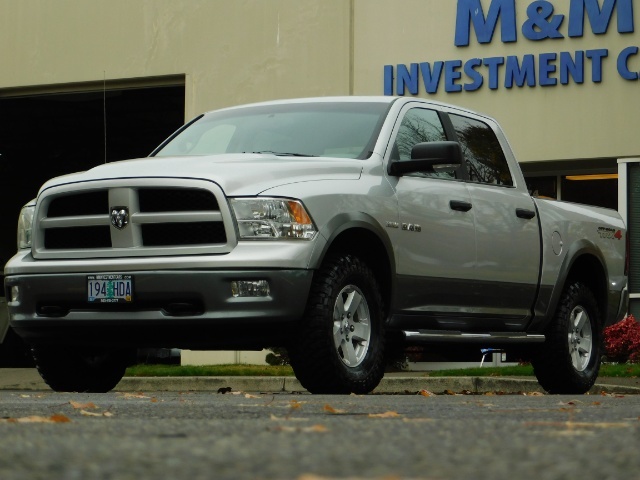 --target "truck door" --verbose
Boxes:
[387,105,477,328]
[448,113,540,327]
